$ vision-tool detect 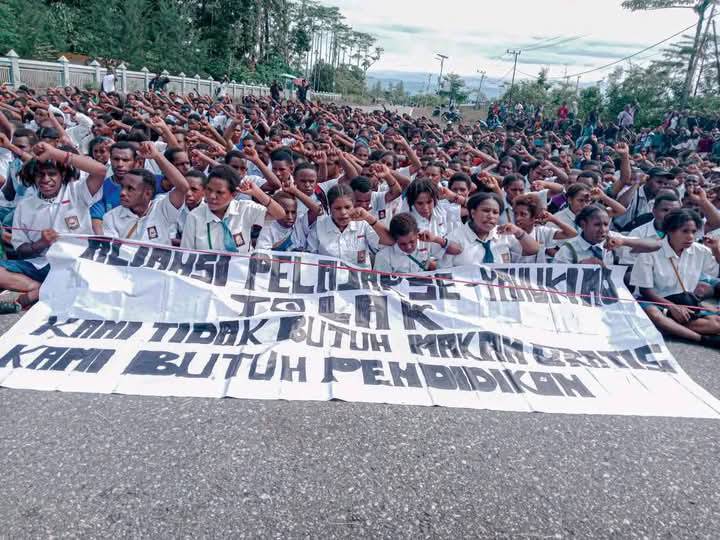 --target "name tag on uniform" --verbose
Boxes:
[233,232,245,247]
[378,209,386,220]
[64,215,80,230]
[357,250,367,264]
[147,226,158,240]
